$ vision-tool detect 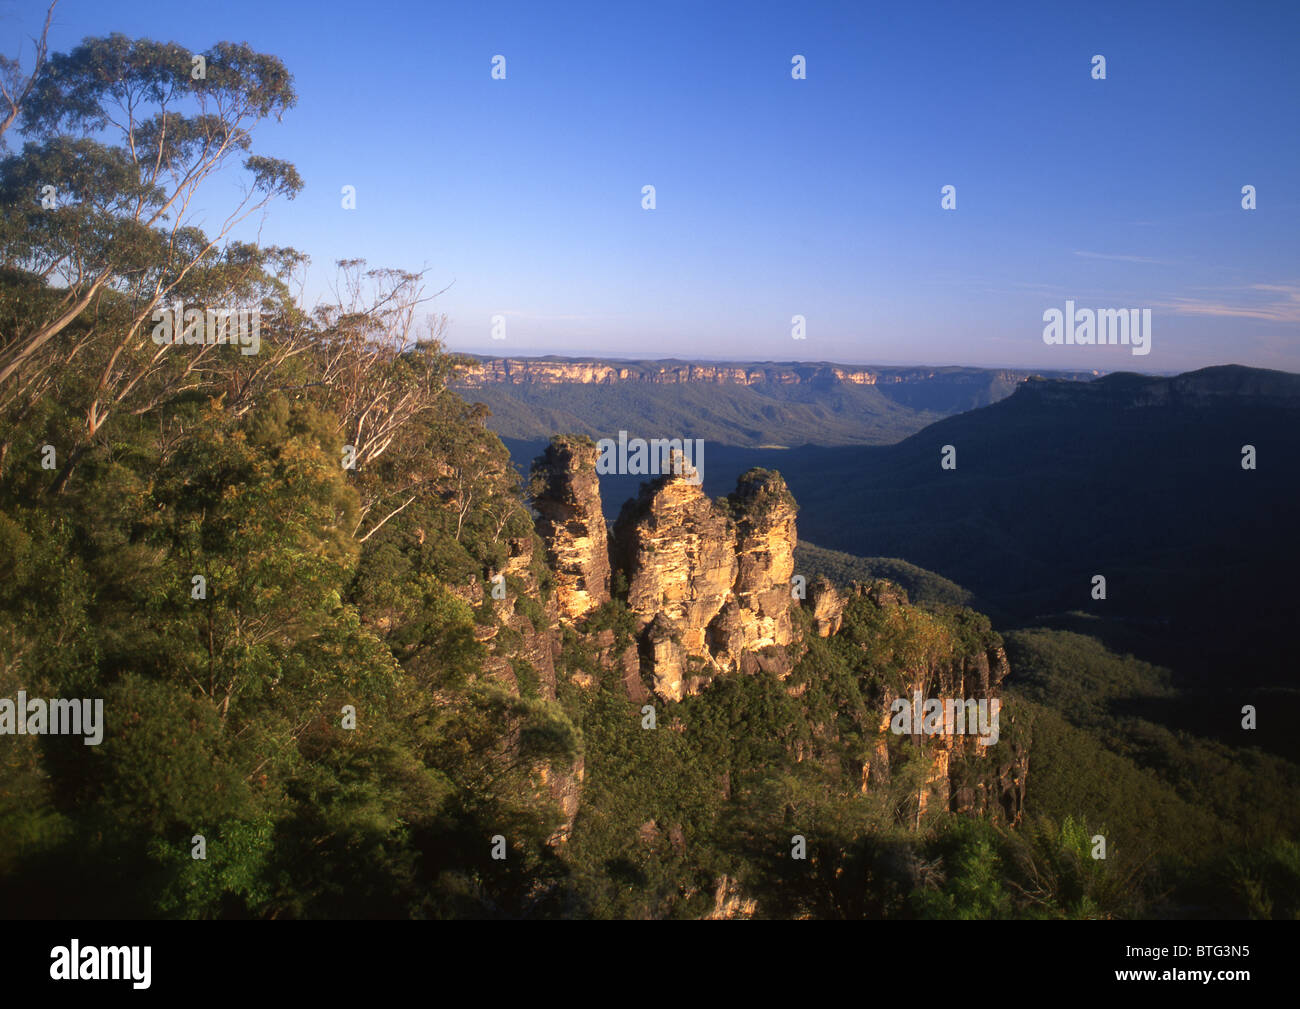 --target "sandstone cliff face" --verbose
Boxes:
[456,356,1064,389]
[843,582,1027,824]
[724,469,798,663]
[529,437,610,621]
[461,357,891,387]
[530,443,801,702]
[806,576,844,637]
[611,464,798,701]
[525,436,1026,841]
[614,465,733,700]
[705,874,758,919]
